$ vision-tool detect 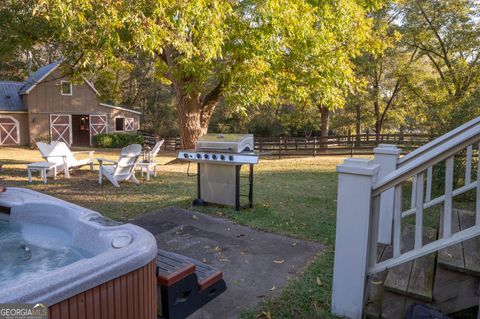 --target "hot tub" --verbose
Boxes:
[0,188,158,319]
